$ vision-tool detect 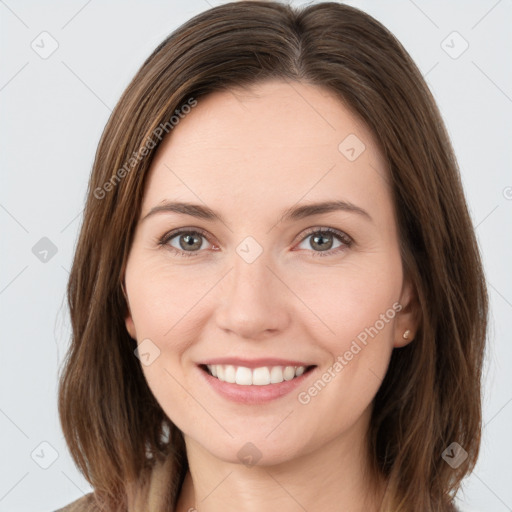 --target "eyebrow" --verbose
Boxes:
[141,199,372,226]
